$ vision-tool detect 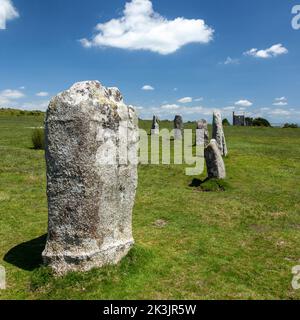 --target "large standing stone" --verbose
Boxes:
[42,81,139,274]
[0,265,5,290]
[151,115,159,135]
[174,115,183,140]
[212,112,228,157]
[196,119,209,146]
[205,139,226,179]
